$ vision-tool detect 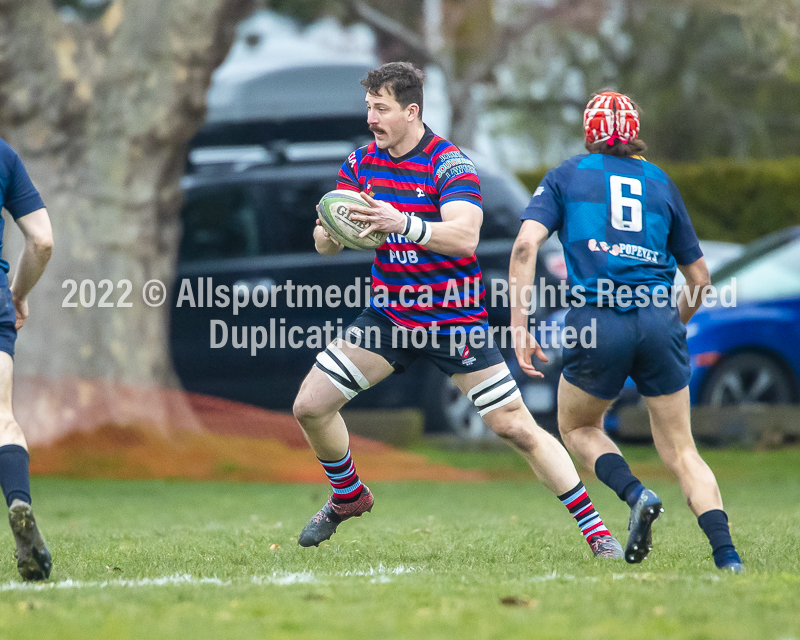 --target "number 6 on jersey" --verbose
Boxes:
[609,175,643,232]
